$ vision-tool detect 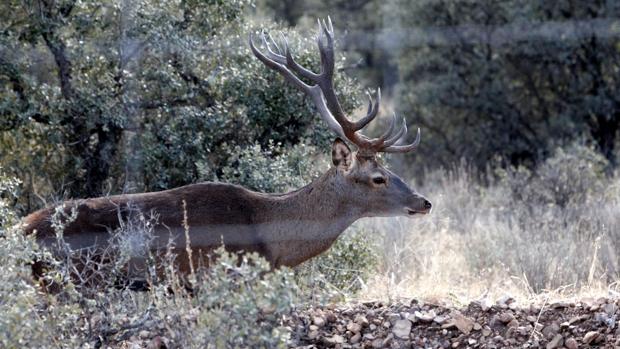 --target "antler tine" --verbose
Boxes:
[283,36,321,81]
[382,128,421,153]
[249,34,310,93]
[259,31,286,64]
[354,88,381,131]
[250,32,350,142]
[378,112,397,140]
[317,18,335,77]
[252,19,416,153]
[383,118,407,147]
